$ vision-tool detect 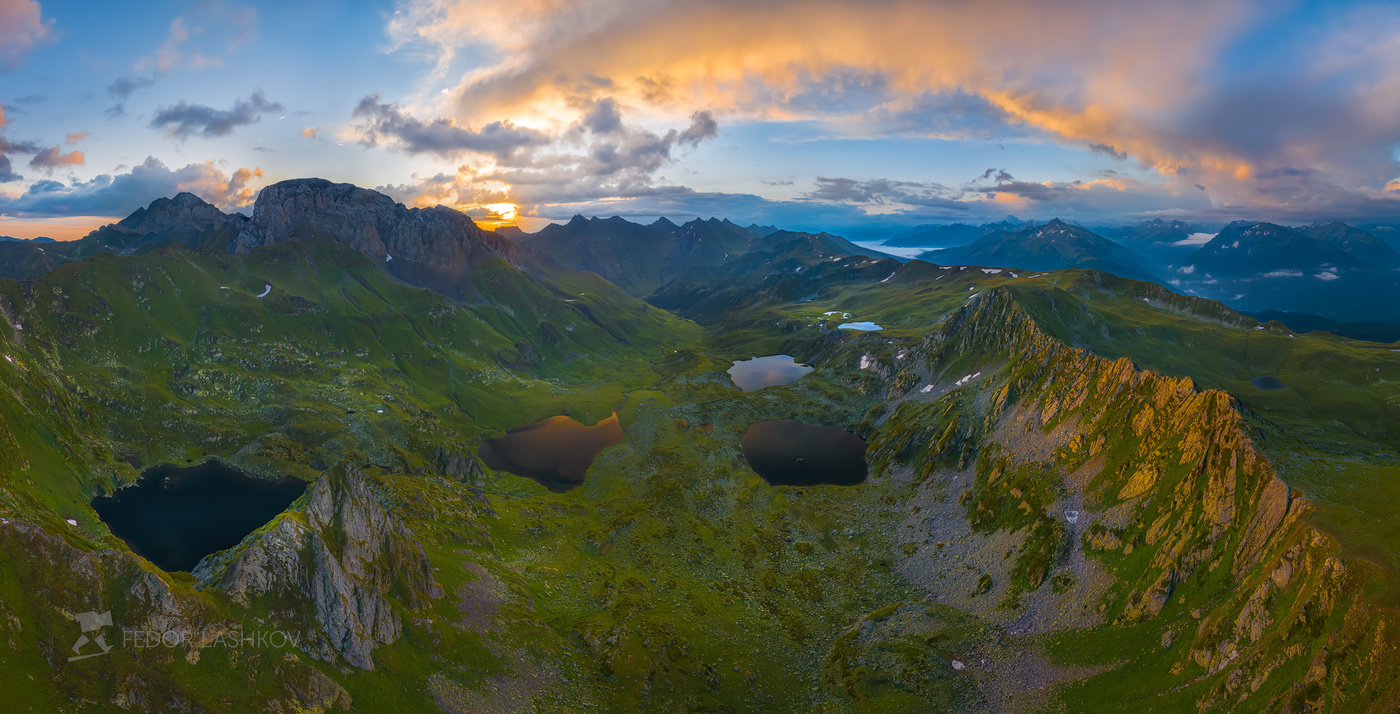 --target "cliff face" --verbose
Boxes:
[0,517,353,712]
[868,288,1400,711]
[193,463,442,670]
[233,179,532,299]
